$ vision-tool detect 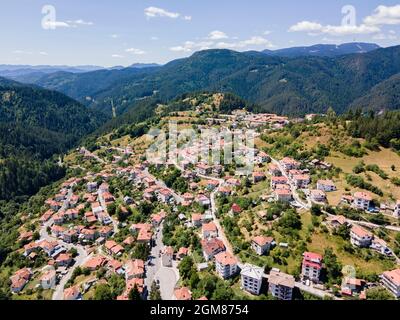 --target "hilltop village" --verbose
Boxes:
[4,94,400,301]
